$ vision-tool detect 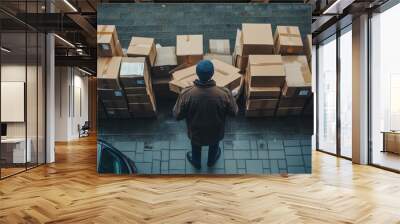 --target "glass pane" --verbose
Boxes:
[27,31,38,169]
[38,33,46,165]
[339,28,352,158]
[371,4,400,171]
[318,36,337,154]
[1,31,27,177]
